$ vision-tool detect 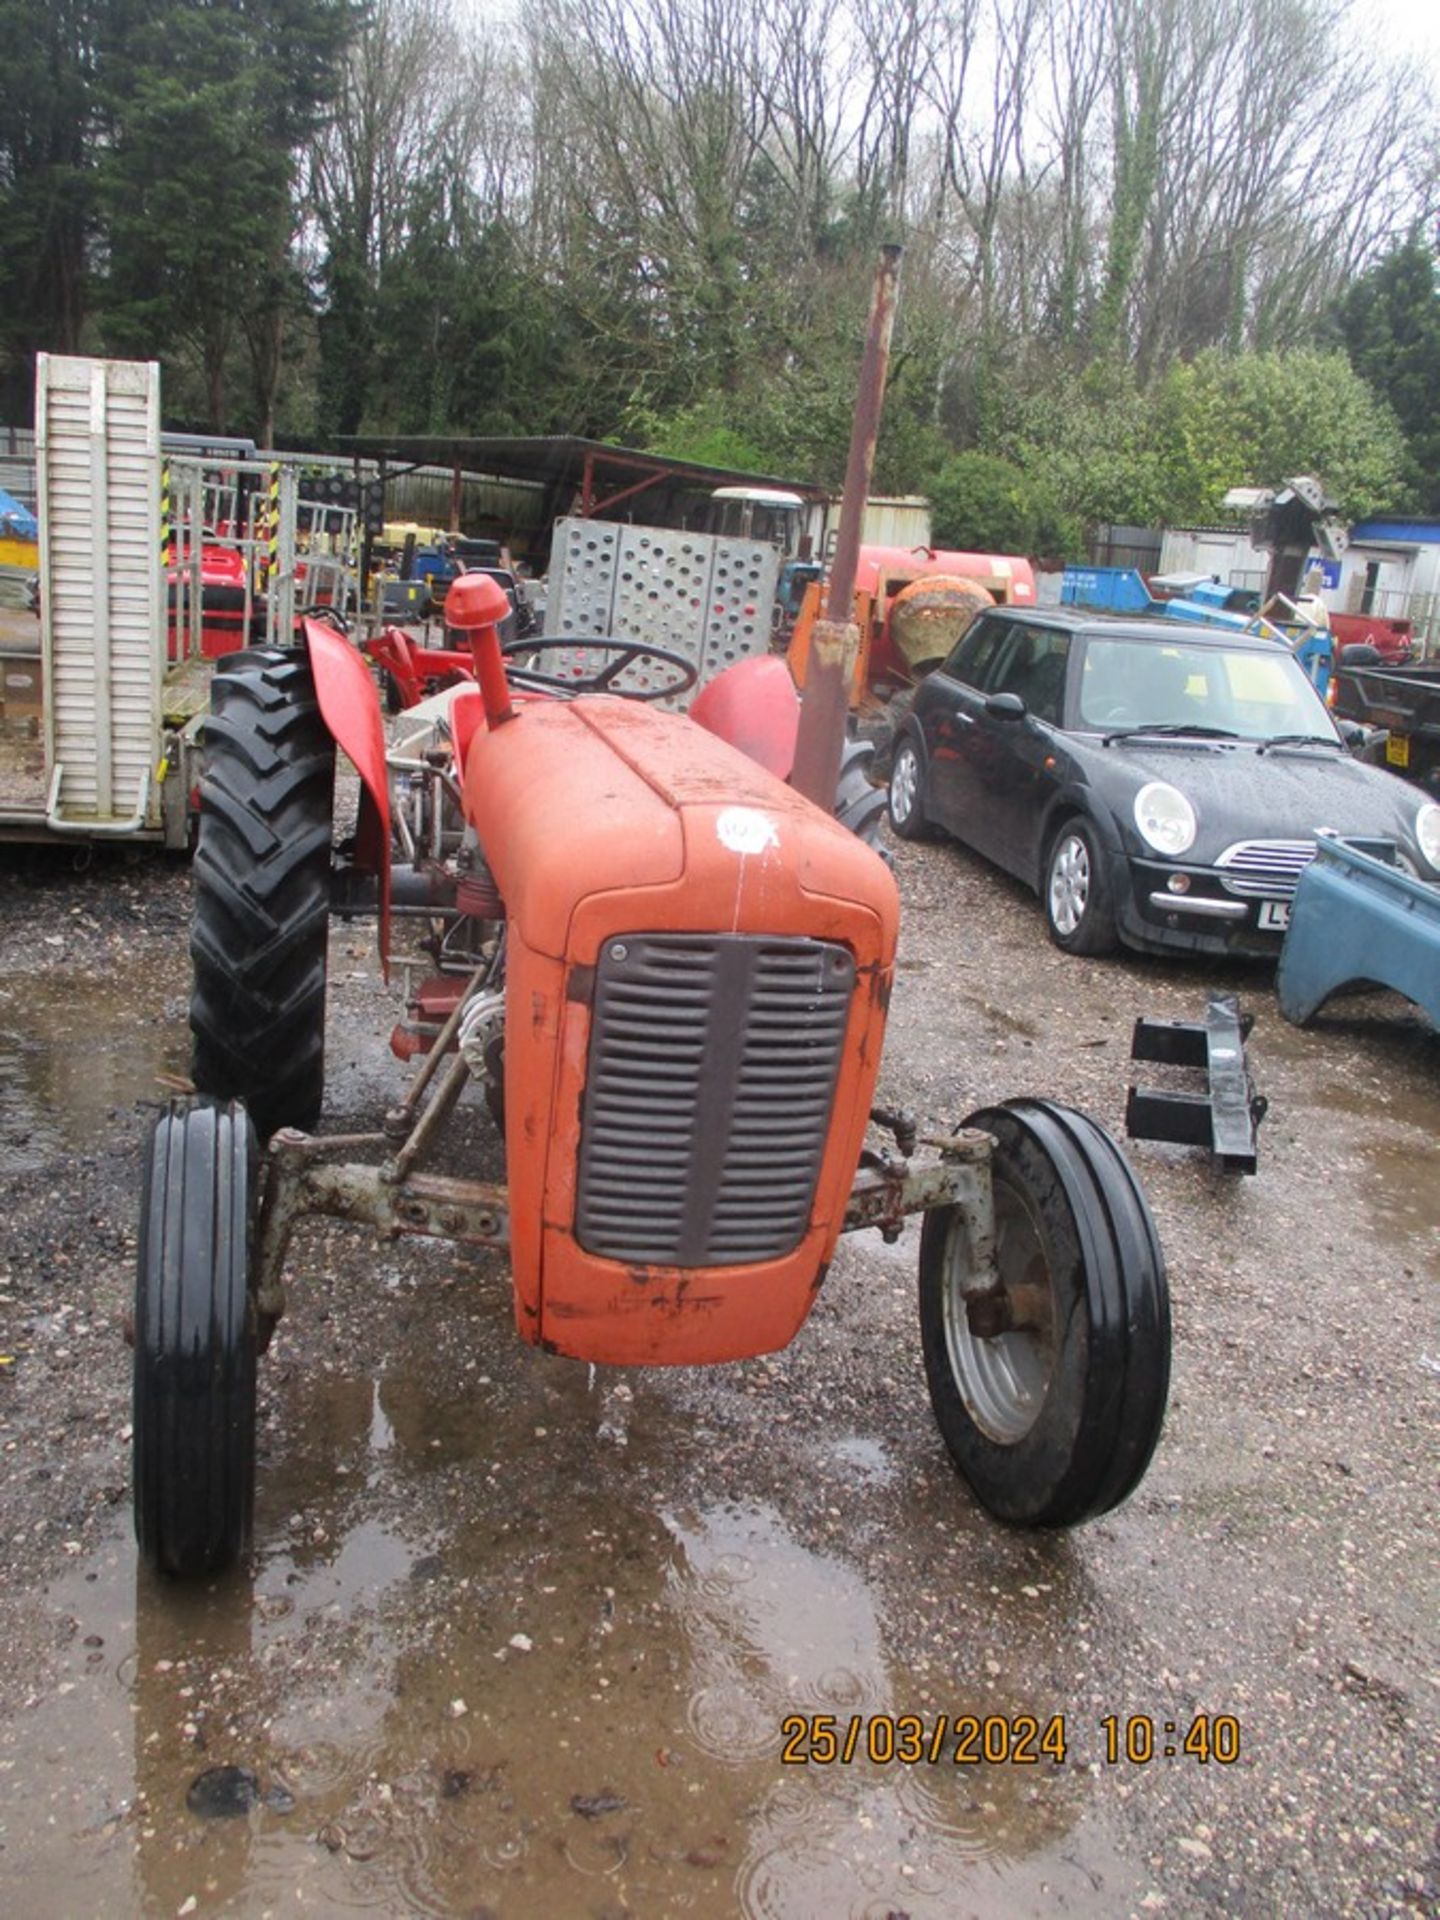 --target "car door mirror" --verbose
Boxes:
[985,691,1027,721]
